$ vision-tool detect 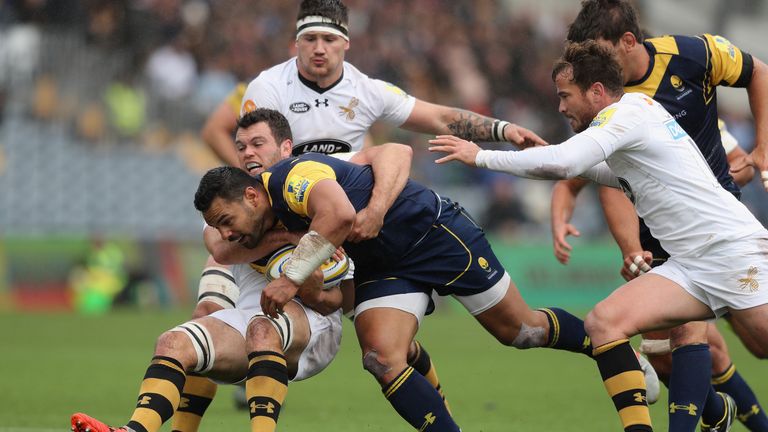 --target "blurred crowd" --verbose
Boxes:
[0,0,765,239]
